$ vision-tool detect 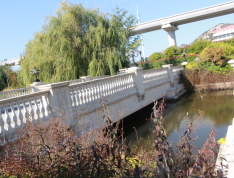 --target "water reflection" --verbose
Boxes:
[126,90,234,151]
